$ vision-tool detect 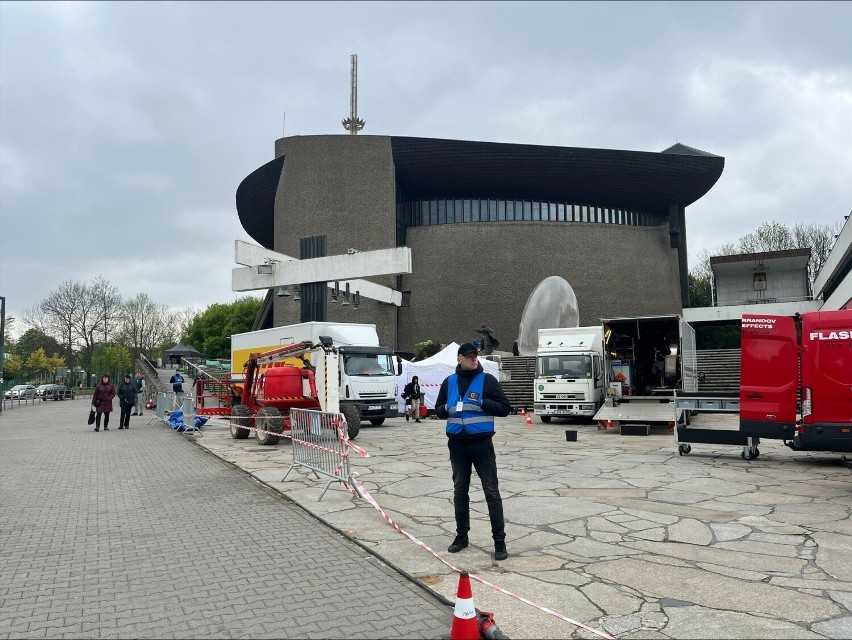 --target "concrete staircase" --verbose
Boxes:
[696,349,741,393]
[495,356,536,412]
[492,350,742,408]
